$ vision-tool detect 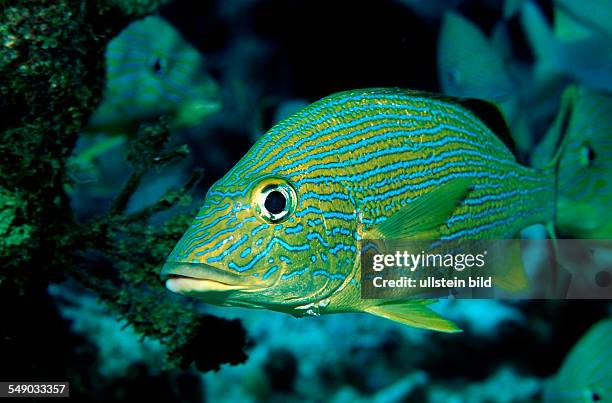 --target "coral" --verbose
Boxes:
[0,0,247,375]
[0,188,33,263]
